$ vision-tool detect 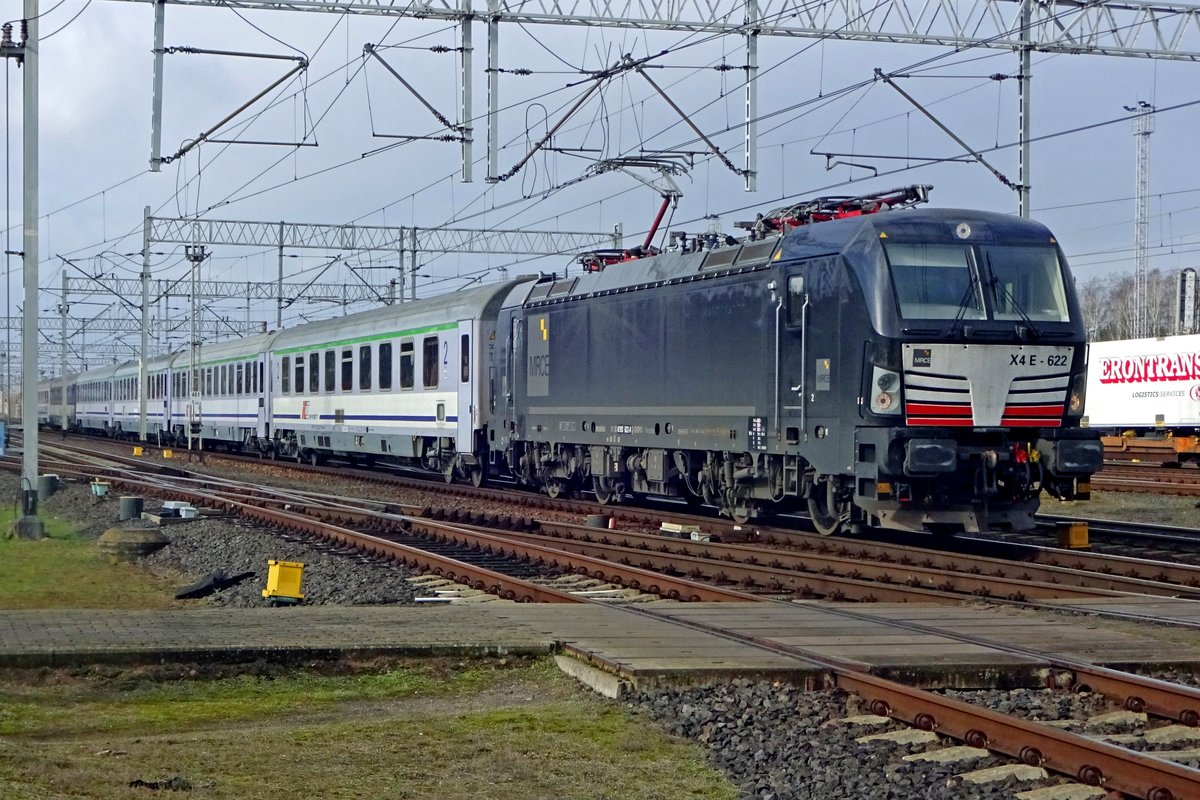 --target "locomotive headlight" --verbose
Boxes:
[870,366,902,415]
[1067,372,1086,416]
